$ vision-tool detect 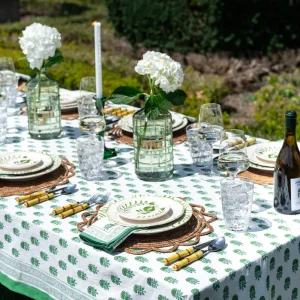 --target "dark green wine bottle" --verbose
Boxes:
[274,111,300,215]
